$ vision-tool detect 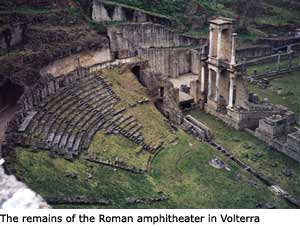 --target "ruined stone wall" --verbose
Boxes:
[40,48,112,77]
[191,49,201,75]
[219,71,229,105]
[108,23,206,59]
[92,0,173,26]
[221,29,232,61]
[0,24,26,50]
[236,45,273,61]
[235,77,249,109]
[255,117,300,163]
[139,48,192,78]
[286,133,300,163]
[256,37,300,48]
[162,81,183,125]
[227,109,274,130]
